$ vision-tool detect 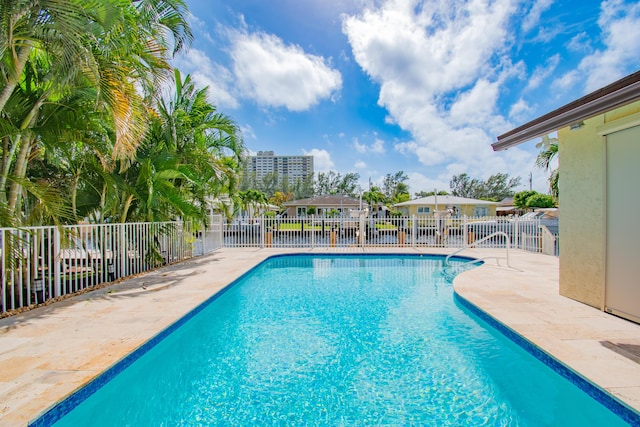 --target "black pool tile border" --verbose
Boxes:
[454,292,640,426]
